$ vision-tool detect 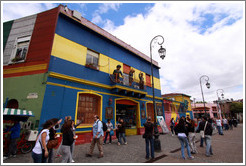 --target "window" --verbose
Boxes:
[76,93,101,126]
[9,36,31,64]
[86,49,99,68]
[146,74,151,87]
